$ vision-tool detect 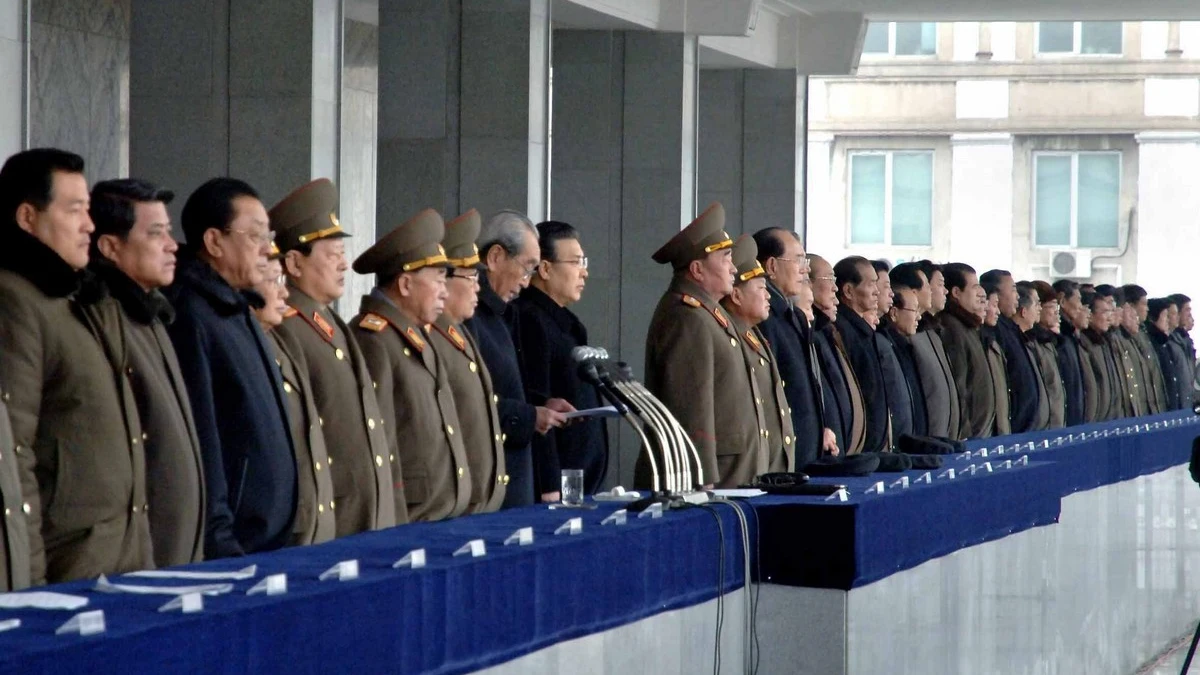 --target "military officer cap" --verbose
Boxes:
[443,209,484,269]
[353,208,451,278]
[651,202,734,271]
[268,241,282,262]
[730,234,765,285]
[269,178,348,253]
